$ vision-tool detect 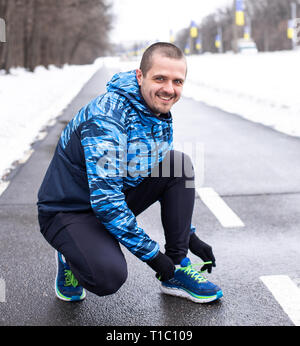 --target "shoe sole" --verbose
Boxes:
[160,284,223,303]
[55,251,86,302]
